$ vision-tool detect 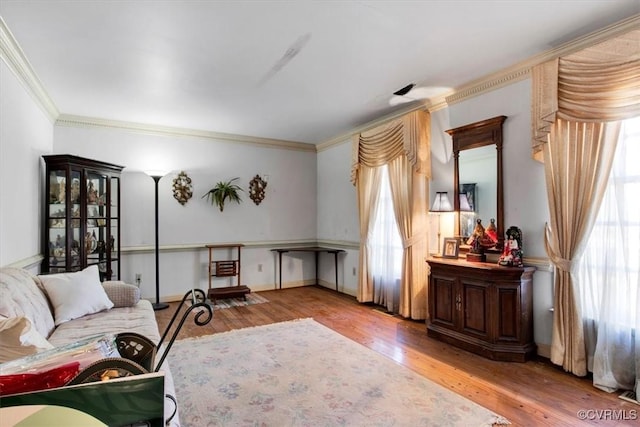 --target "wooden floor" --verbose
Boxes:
[155,286,638,427]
